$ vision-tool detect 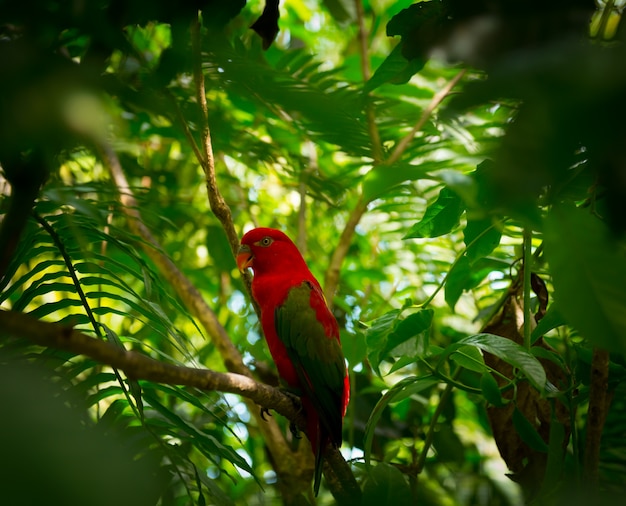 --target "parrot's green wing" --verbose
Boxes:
[274,281,345,446]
